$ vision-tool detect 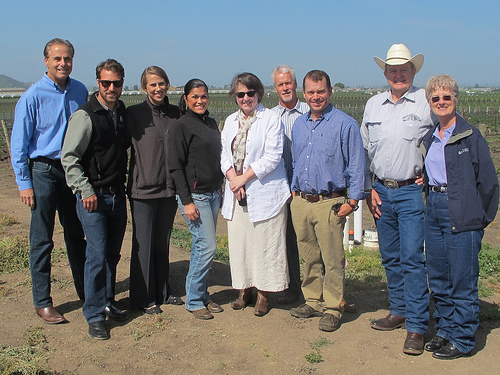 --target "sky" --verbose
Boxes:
[1,1,499,89]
